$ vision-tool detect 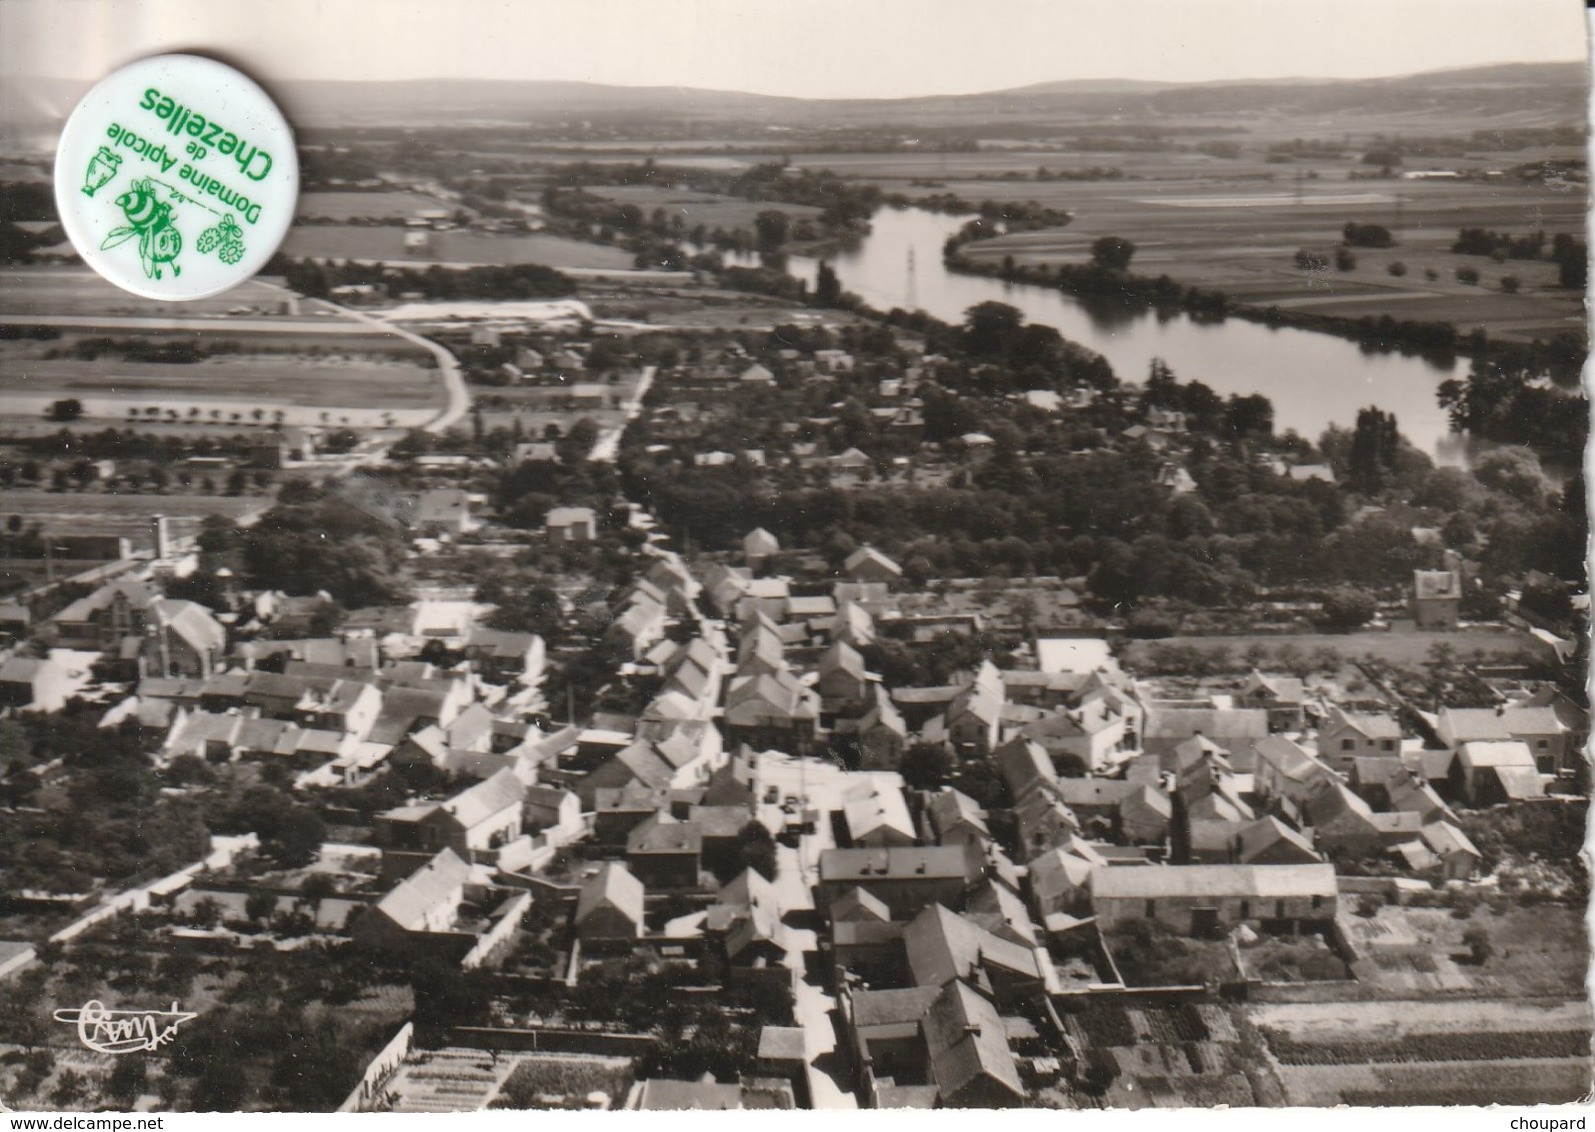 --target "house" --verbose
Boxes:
[945,682,1004,757]
[376,769,526,861]
[919,981,1026,1107]
[818,846,978,920]
[1026,846,1101,920]
[723,671,818,754]
[843,546,903,586]
[412,489,474,536]
[546,506,598,543]
[0,655,73,712]
[830,689,906,774]
[1253,735,1336,806]
[626,814,704,889]
[1034,638,1118,677]
[1053,779,1171,845]
[743,527,780,567]
[817,640,870,704]
[1090,863,1337,936]
[902,904,1052,1006]
[574,862,645,941]
[1189,816,1320,866]
[463,628,546,686]
[52,578,159,650]
[1411,569,1461,629]
[352,847,471,950]
[1236,672,1307,732]
[1438,706,1569,775]
[1143,707,1270,772]
[923,788,990,847]
[1452,741,1546,805]
[1417,821,1484,880]
[843,784,917,848]
[739,363,775,386]
[1317,707,1402,773]
[1303,779,1423,856]
[524,785,582,836]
